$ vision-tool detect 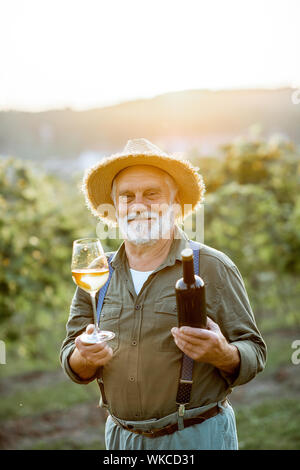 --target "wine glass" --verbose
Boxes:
[71,238,115,344]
